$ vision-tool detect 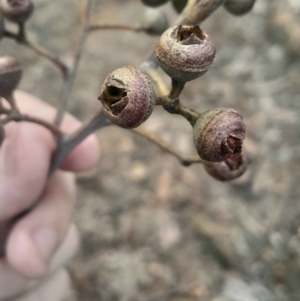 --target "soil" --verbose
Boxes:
[1,0,300,300]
